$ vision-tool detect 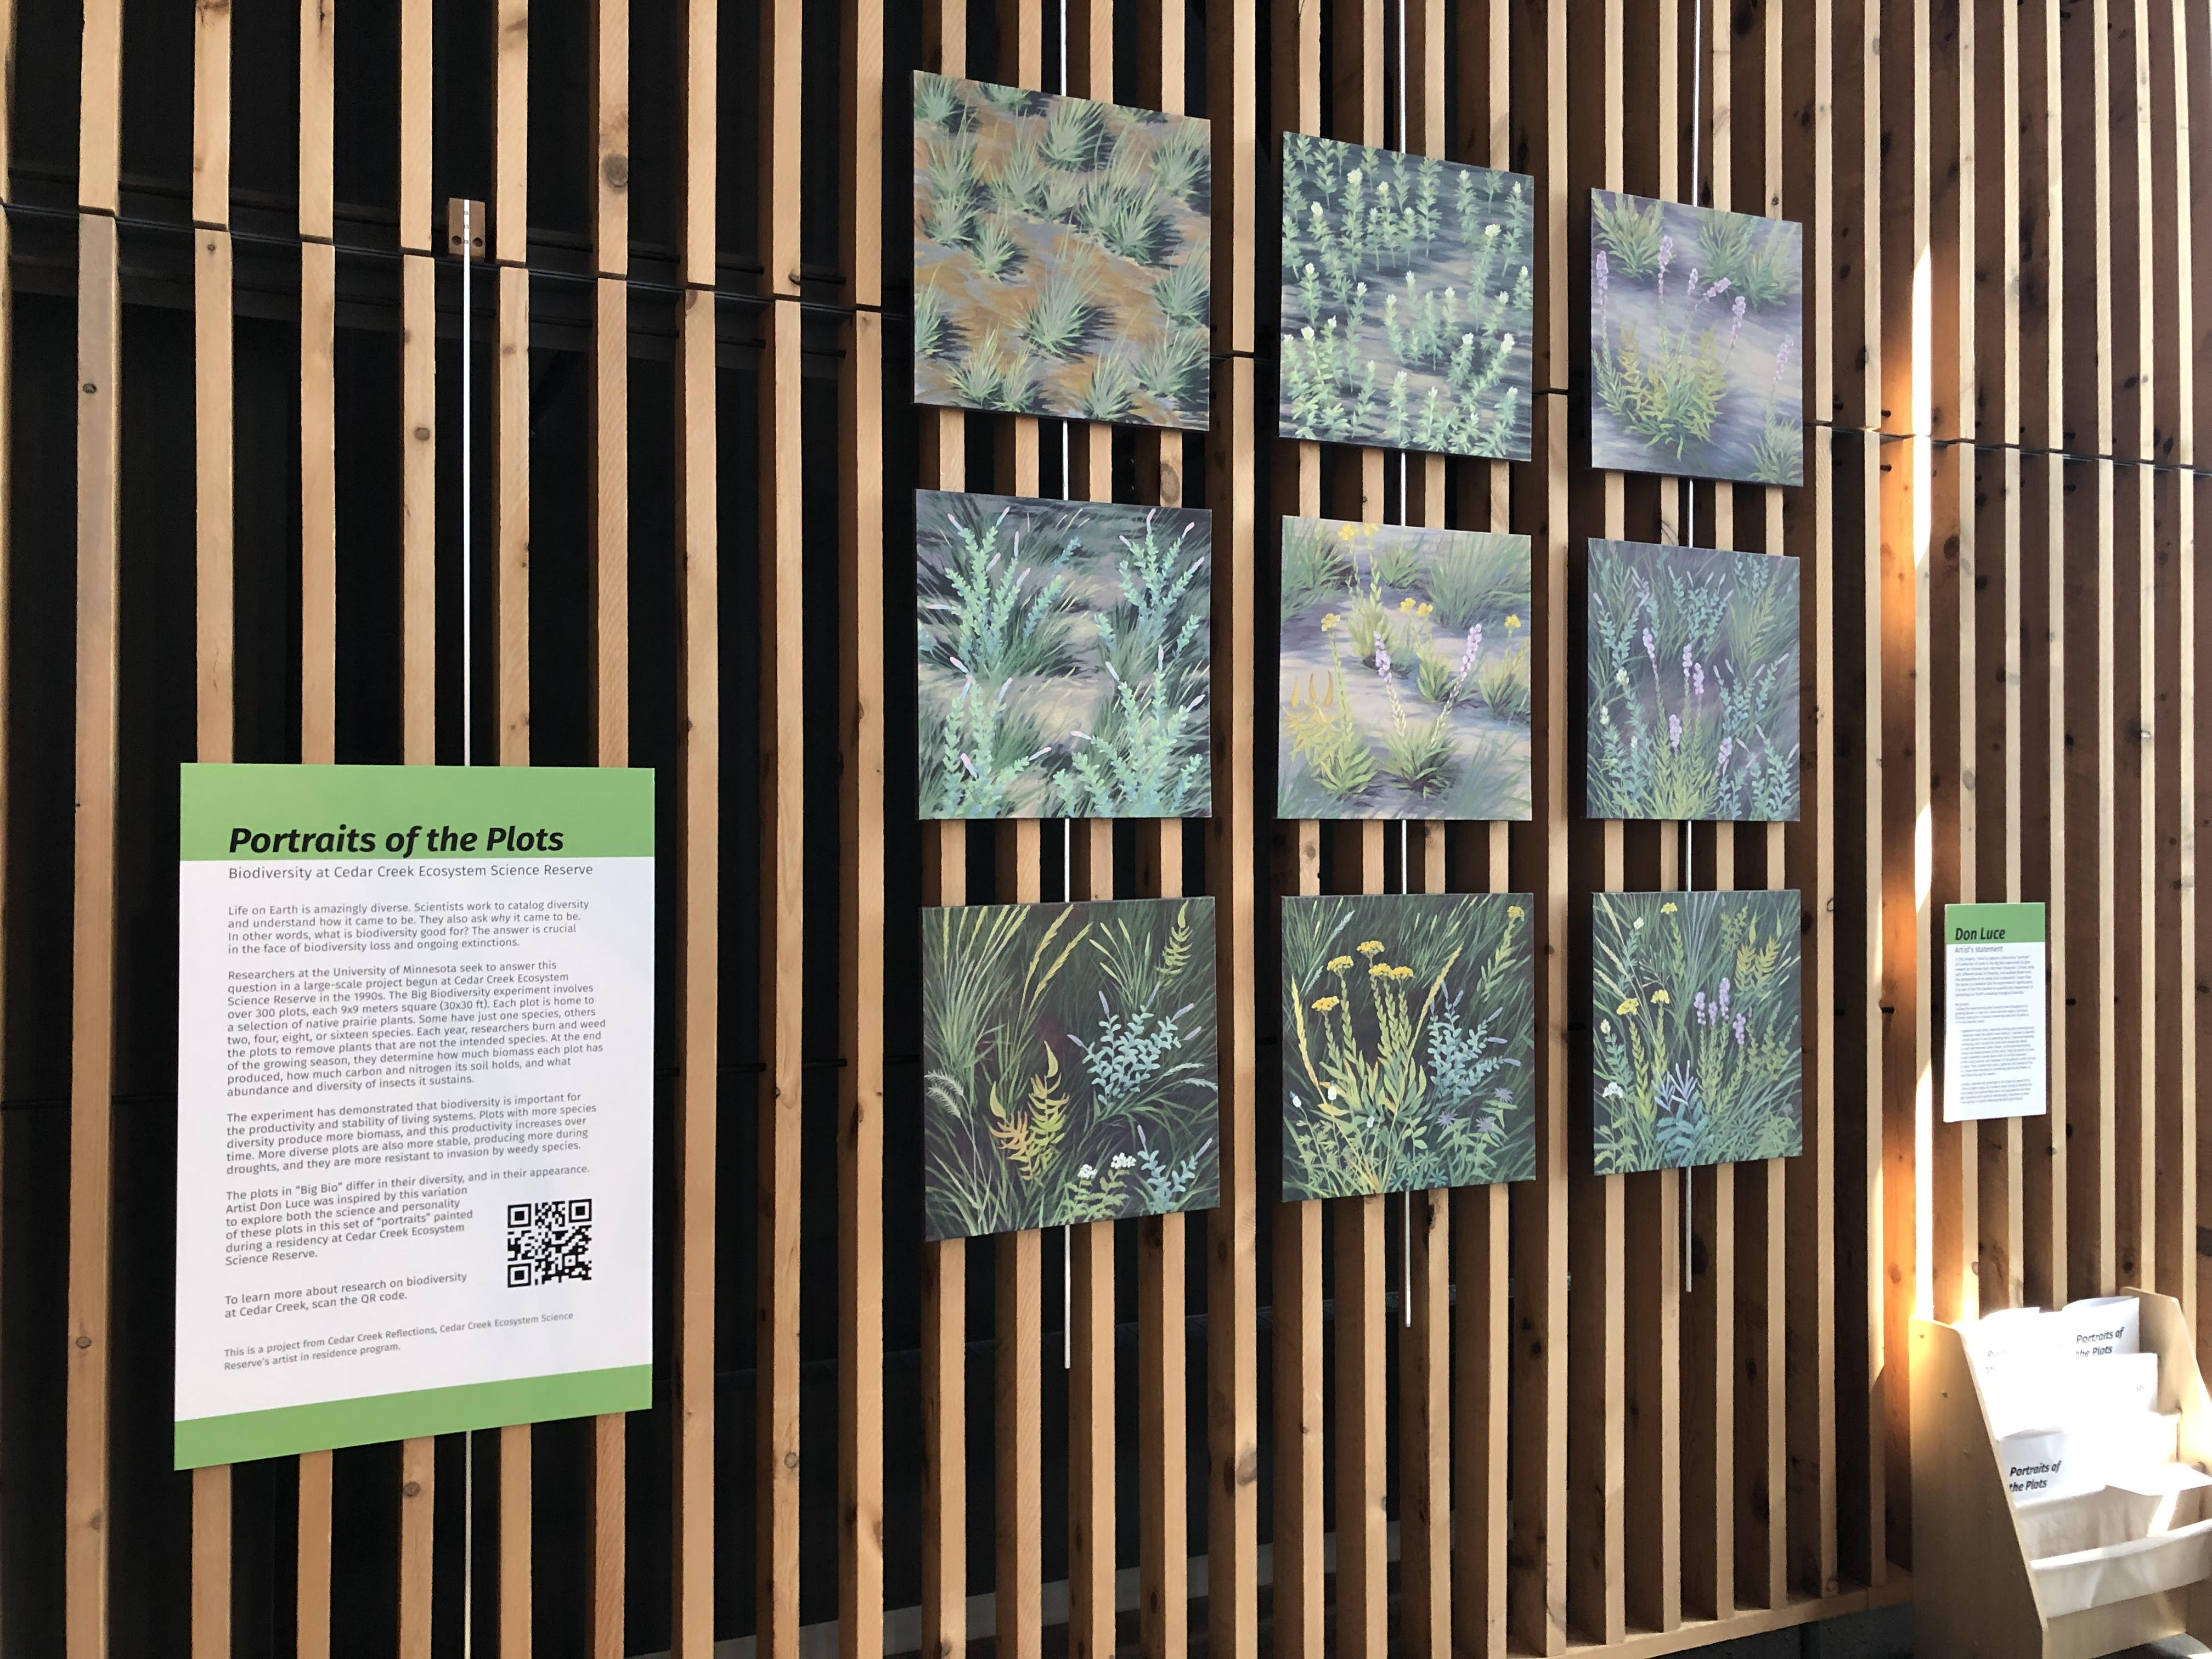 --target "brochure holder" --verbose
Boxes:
[1912,1290,2212,1658]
